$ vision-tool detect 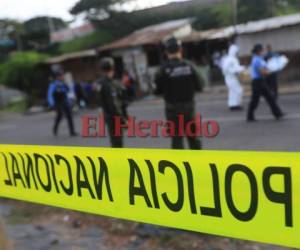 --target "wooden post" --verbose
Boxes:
[0,217,11,250]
